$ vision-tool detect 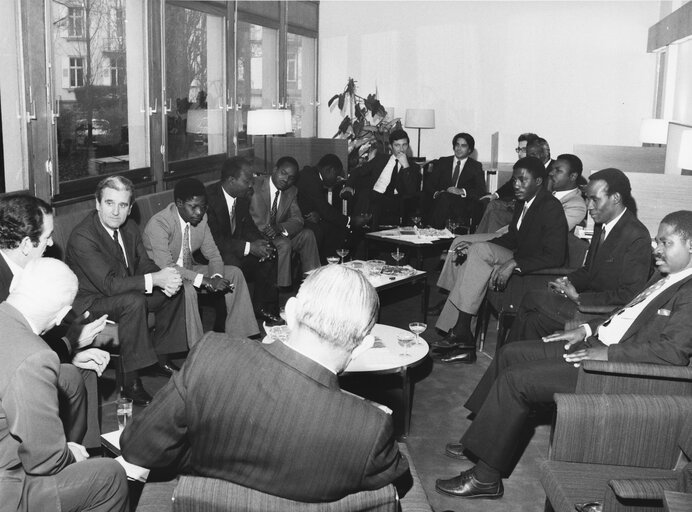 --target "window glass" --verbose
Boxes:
[236,21,278,149]
[164,2,226,164]
[51,0,149,188]
[286,32,316,138]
